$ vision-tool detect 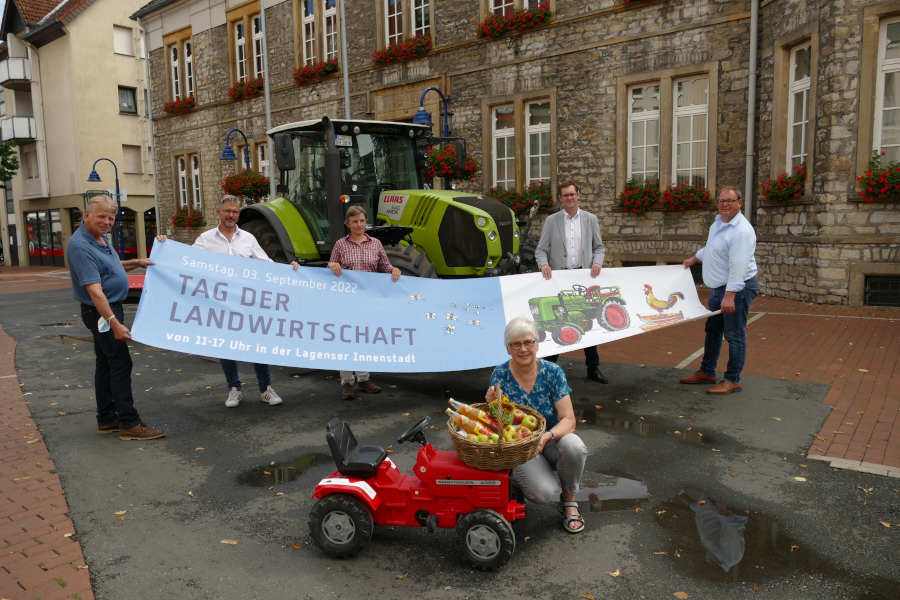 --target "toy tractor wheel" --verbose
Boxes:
[551,325,582,346]
[241,219,289,263]
[384,244,437,278]
[309,494,373,558]
[456,509,516,570]
[580,319,593,332]
[598,300,630,331]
